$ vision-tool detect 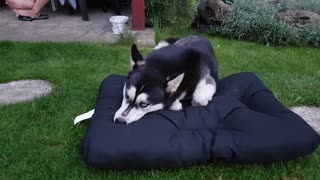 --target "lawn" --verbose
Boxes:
[0,36,319,179]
